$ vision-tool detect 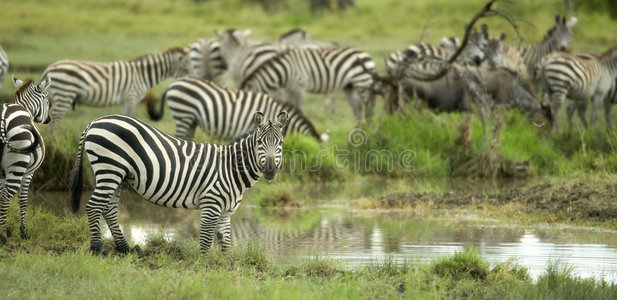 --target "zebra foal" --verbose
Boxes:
[41,46,191,133]
[0,76,51,243]
[71,112,288,254]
